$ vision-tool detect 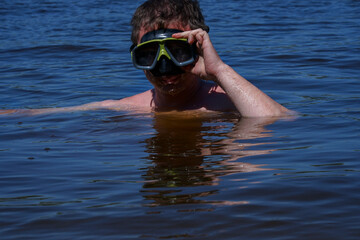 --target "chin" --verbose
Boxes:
[160,83,186,96]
